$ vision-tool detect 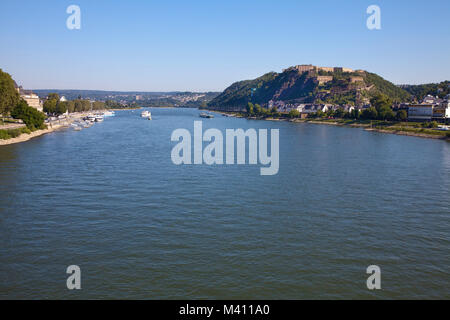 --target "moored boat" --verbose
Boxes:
[200,112,214,118]
[103,111,115,117]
